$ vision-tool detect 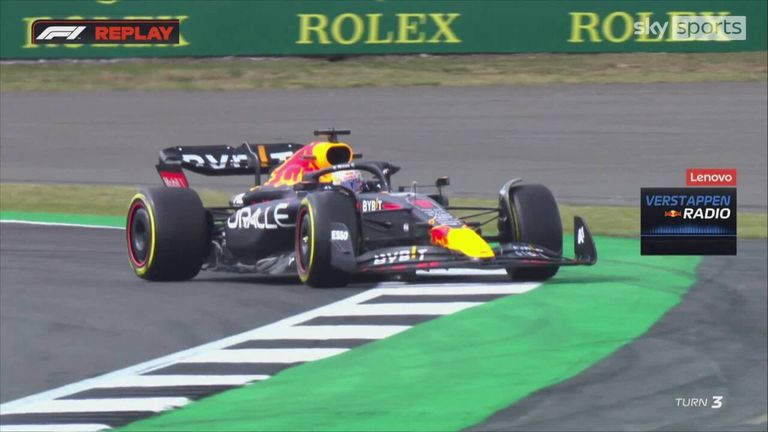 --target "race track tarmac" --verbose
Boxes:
[0,224,369,403]
[2,223,765,430]
[1,82,766,209]
[1,82,766,429]
[471,240,768,431]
